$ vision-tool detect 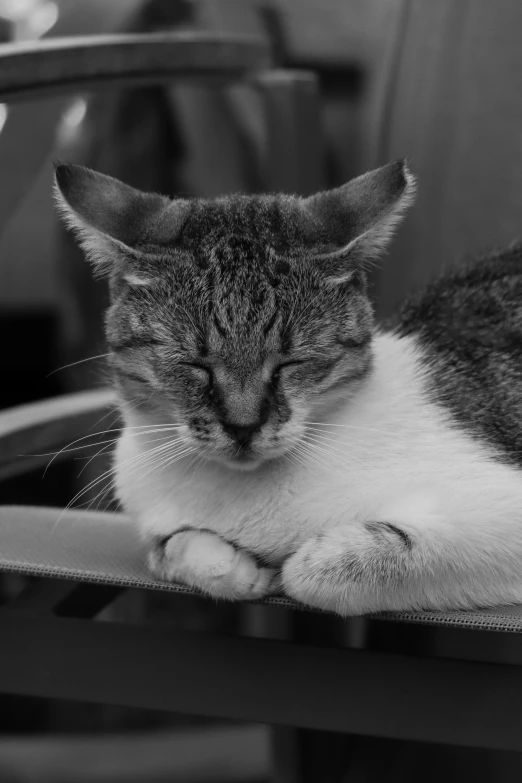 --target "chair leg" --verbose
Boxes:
[272,726,353,783]
[266,609,356,783]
